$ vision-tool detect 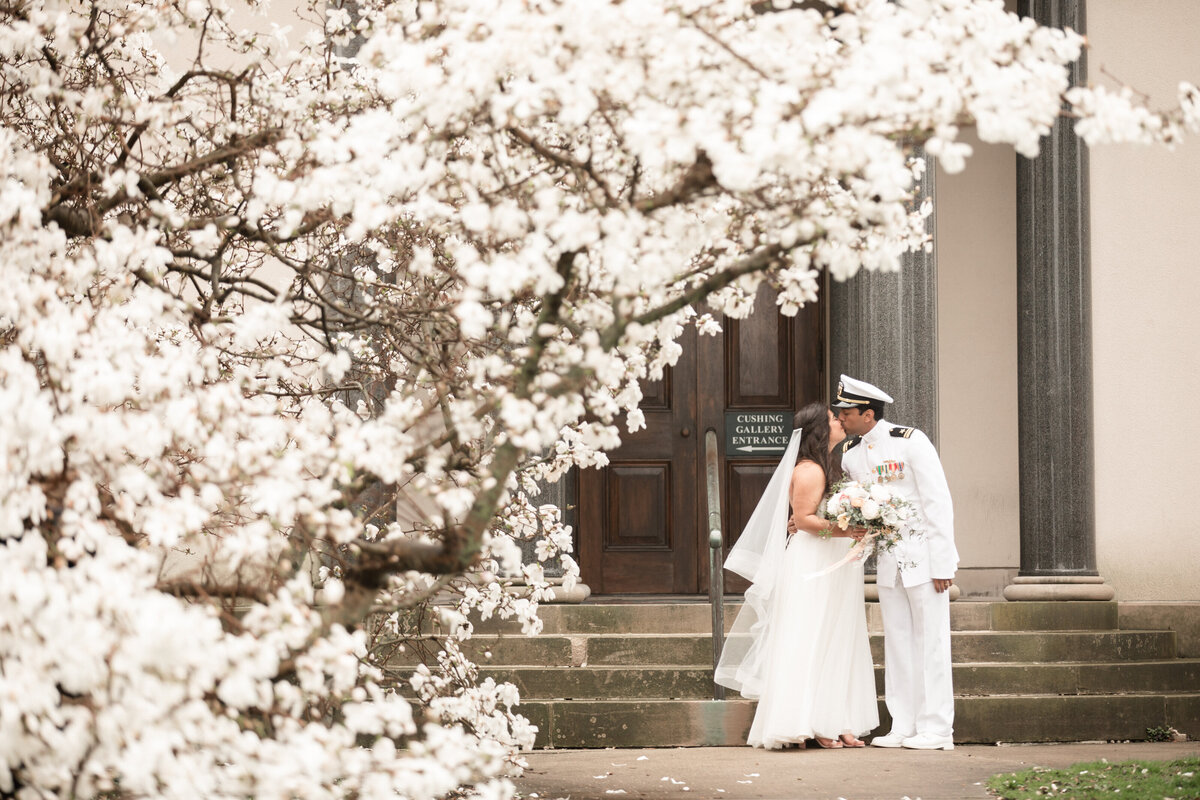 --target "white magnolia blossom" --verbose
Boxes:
[0,0,1194,797]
